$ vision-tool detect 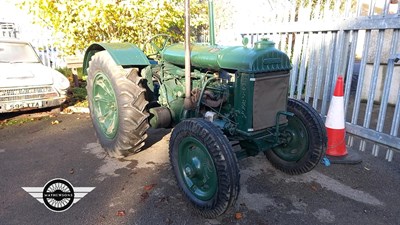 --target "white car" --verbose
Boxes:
[0,39,70,113]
